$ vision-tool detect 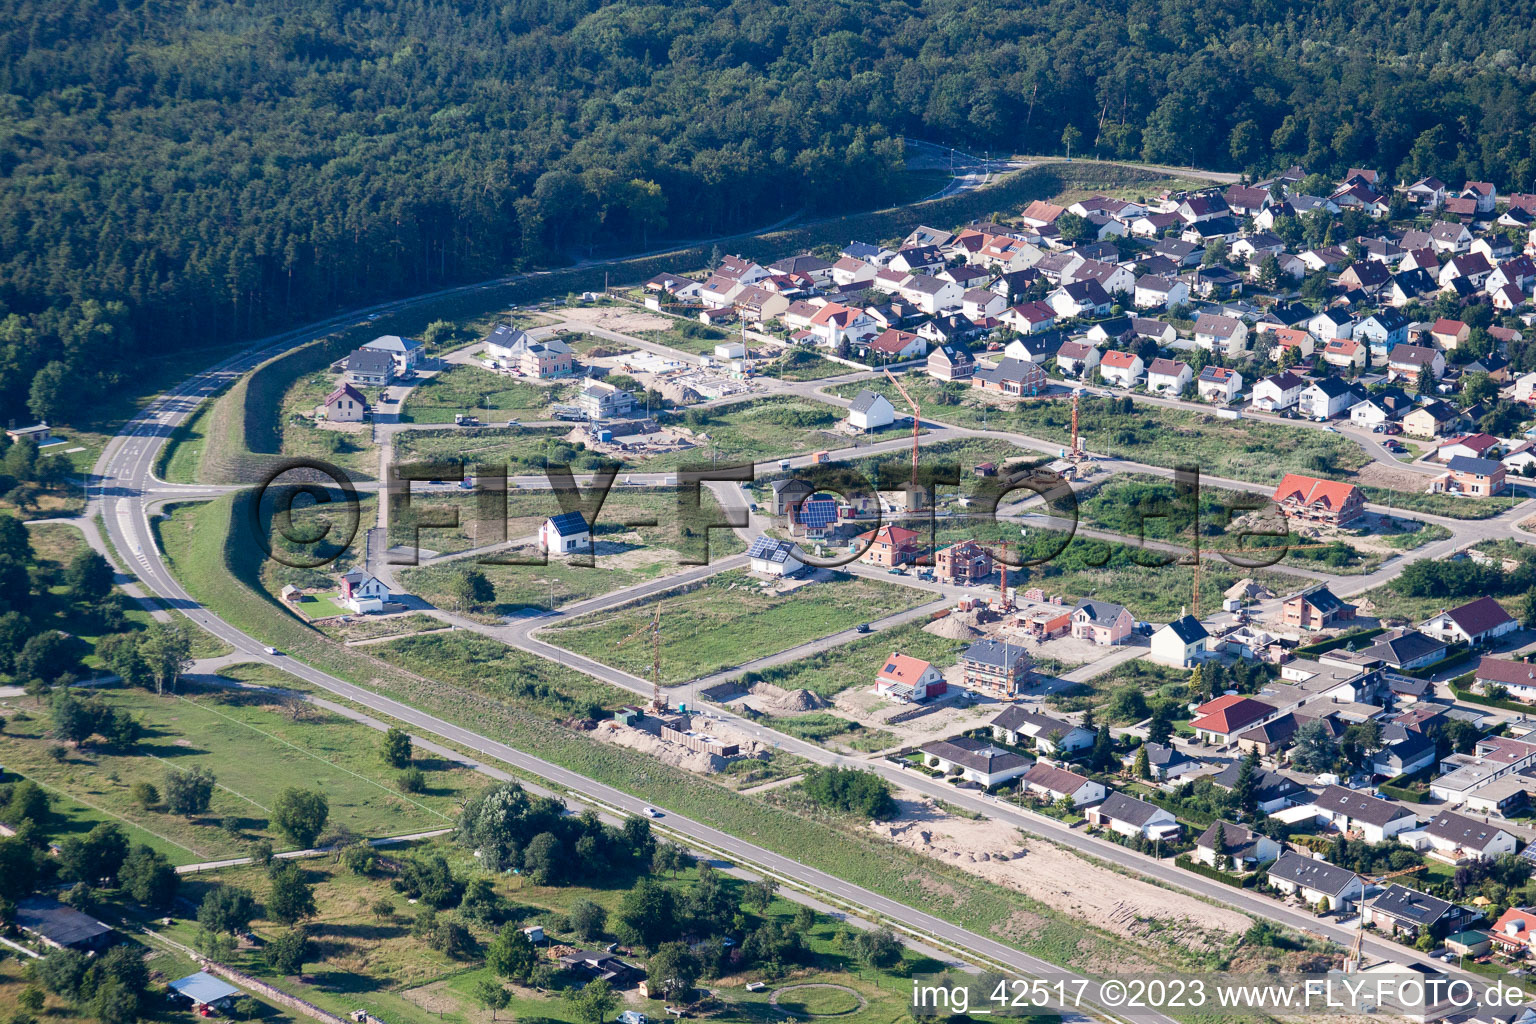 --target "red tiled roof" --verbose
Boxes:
[878,653,935,685]
[1271,473,1361,512]
[1191,695,1278,735]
